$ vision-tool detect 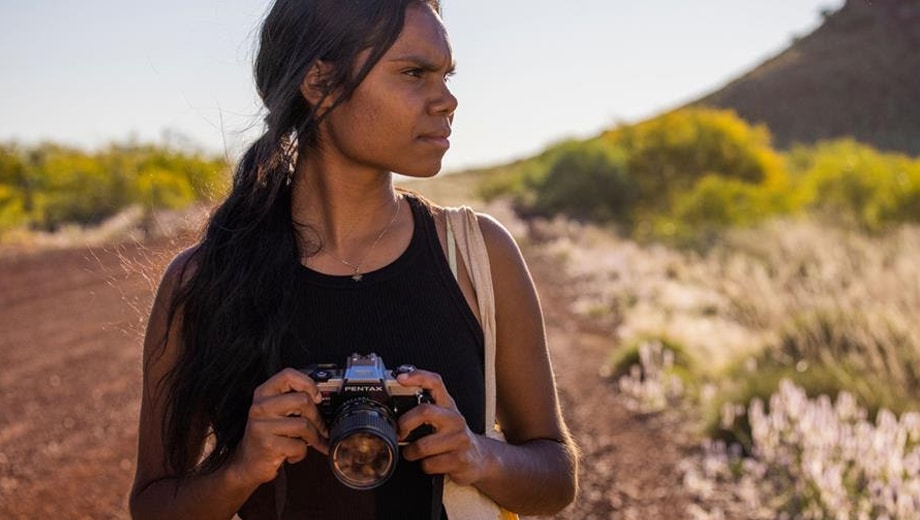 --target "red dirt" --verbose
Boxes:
[0,233,694,519]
